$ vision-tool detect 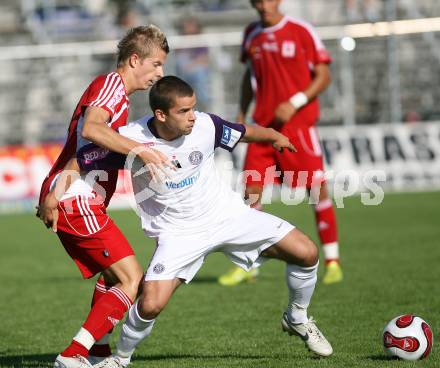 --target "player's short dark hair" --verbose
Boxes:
[117,24,169,66]
[149,76,194,113]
